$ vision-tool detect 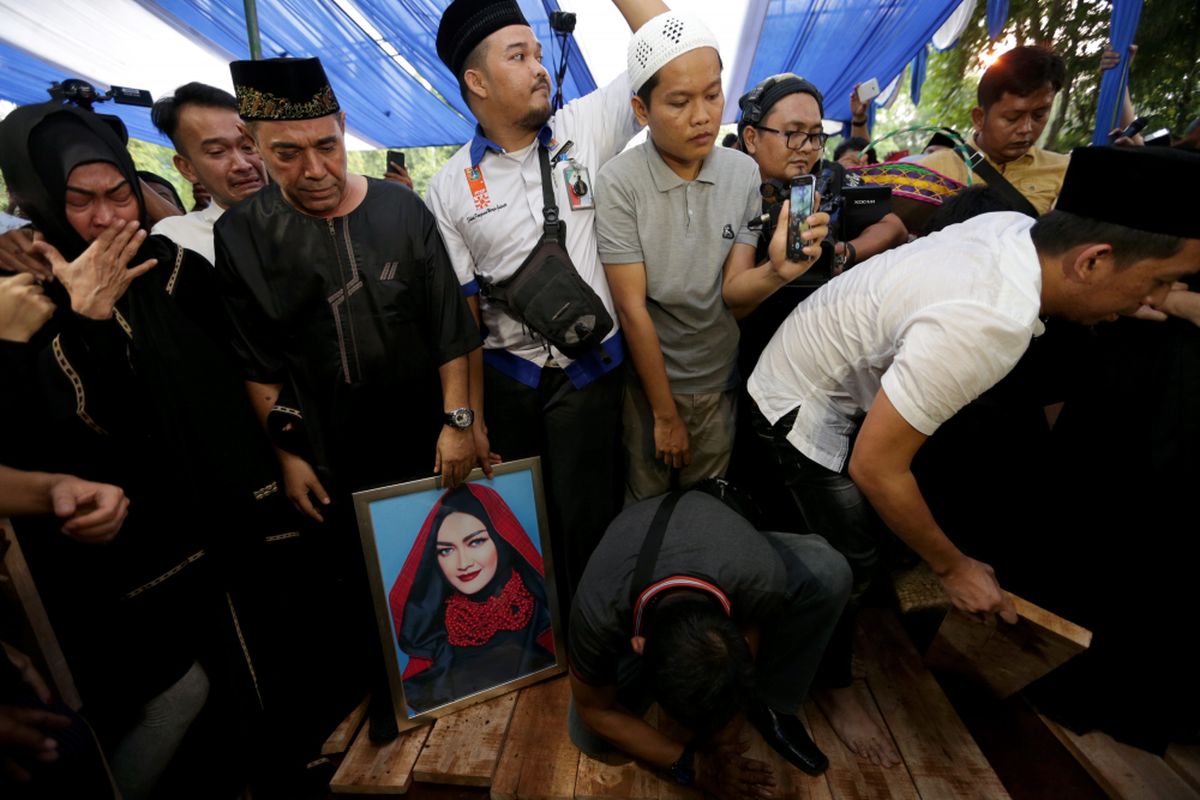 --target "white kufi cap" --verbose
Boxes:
[627,12,720,94]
